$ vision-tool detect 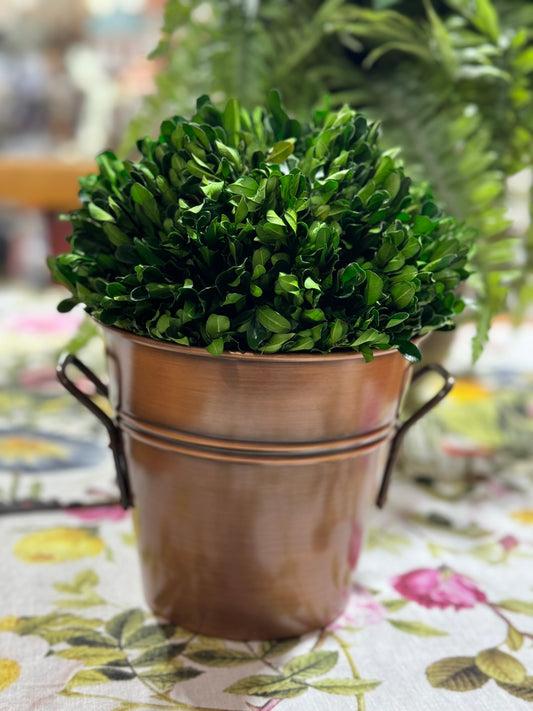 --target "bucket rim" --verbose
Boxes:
[97,320,426,364]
